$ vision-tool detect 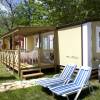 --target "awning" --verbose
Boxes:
[1,26,56,38]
